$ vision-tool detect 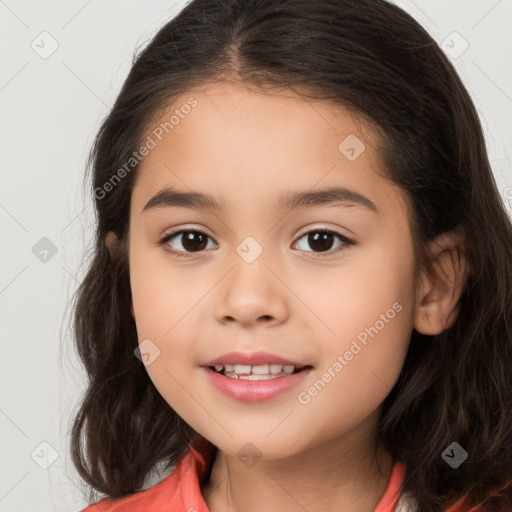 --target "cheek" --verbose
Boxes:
[299,231,415,349]
[128,251,199,413]
[297,235,416,407]
[129,243,215,405]
[129,241,208,342]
